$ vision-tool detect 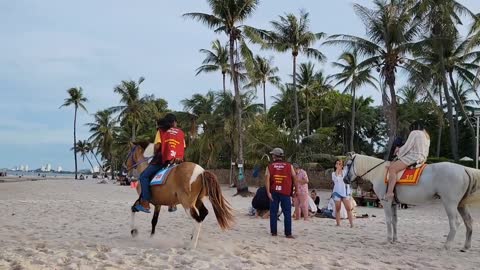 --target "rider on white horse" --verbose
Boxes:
[386,121,430,200]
